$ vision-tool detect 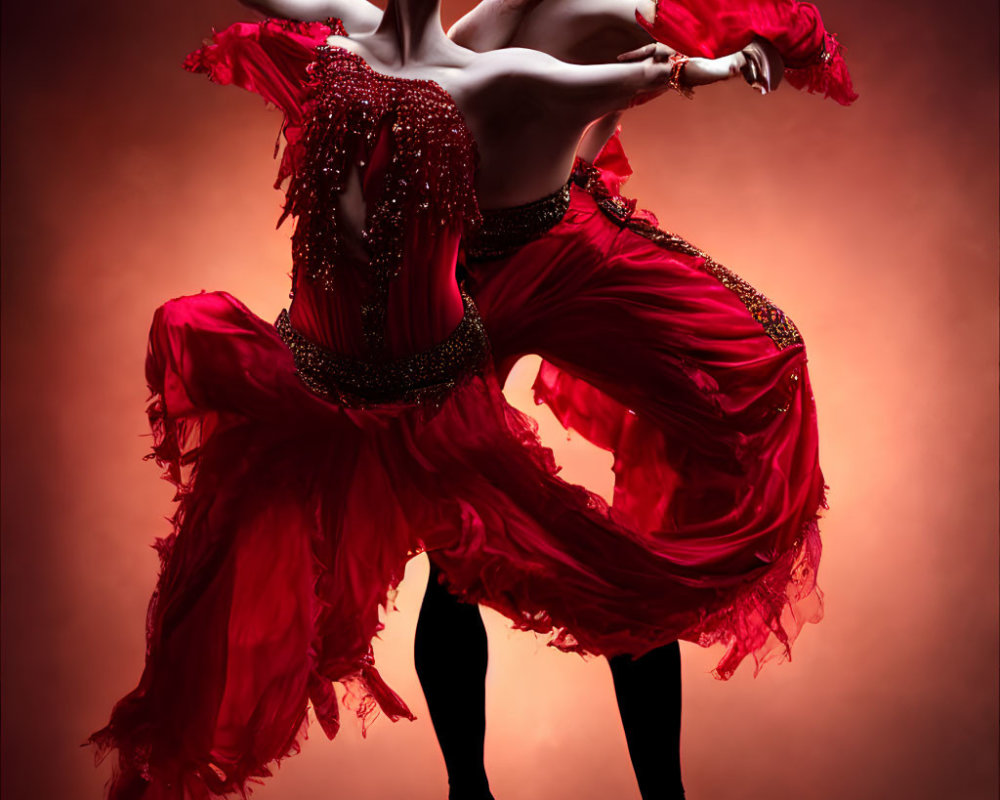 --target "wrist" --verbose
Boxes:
[667,56,694,98]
